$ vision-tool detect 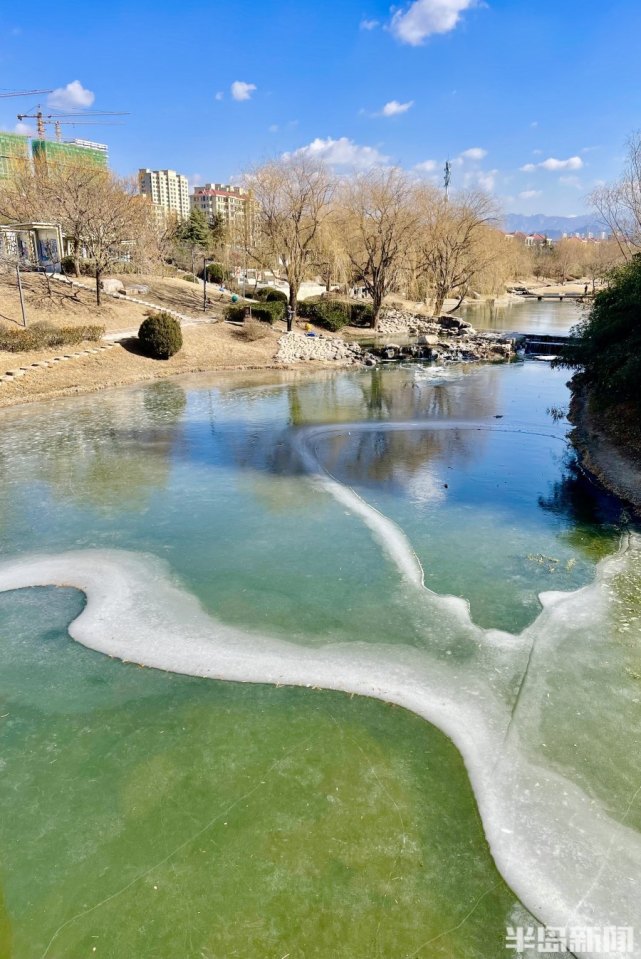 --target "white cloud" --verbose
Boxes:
[285,136,389,169]
[390,0,480,46]
[187,172,203,189]
[214,91,224,101]
[268,124,279,133]
[521,156,583,173]
[518,190,542,199]
[48,80,95,111]
[540,156,583,171]
[462,168,498,192]
[14,121,34,135]
[415,159,438,172]
[360,17,380,29]
[231,81,256,102]
[460,146,487,161]
[381,99,414,117]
